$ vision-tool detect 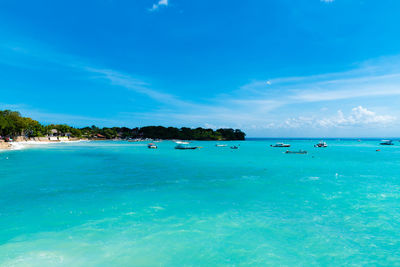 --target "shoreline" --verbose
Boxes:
[2,138,393,152]
[0,139,89,151]
[0,140,11,150]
